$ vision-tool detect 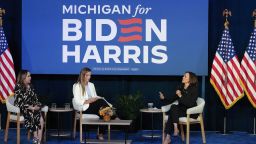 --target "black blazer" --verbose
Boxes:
[162,84,198,113]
